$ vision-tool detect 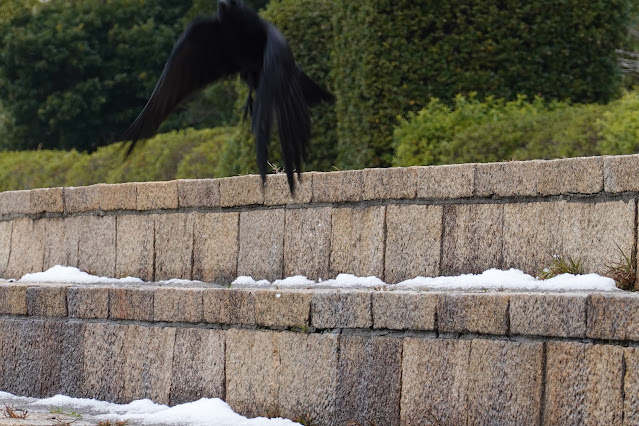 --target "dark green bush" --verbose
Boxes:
[333,0,633,170]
